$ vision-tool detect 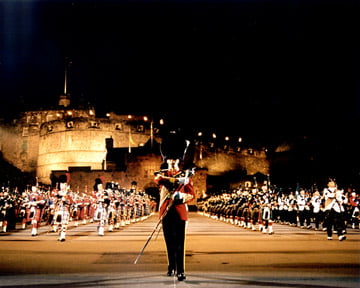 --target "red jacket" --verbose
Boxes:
[155,171,195,221]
